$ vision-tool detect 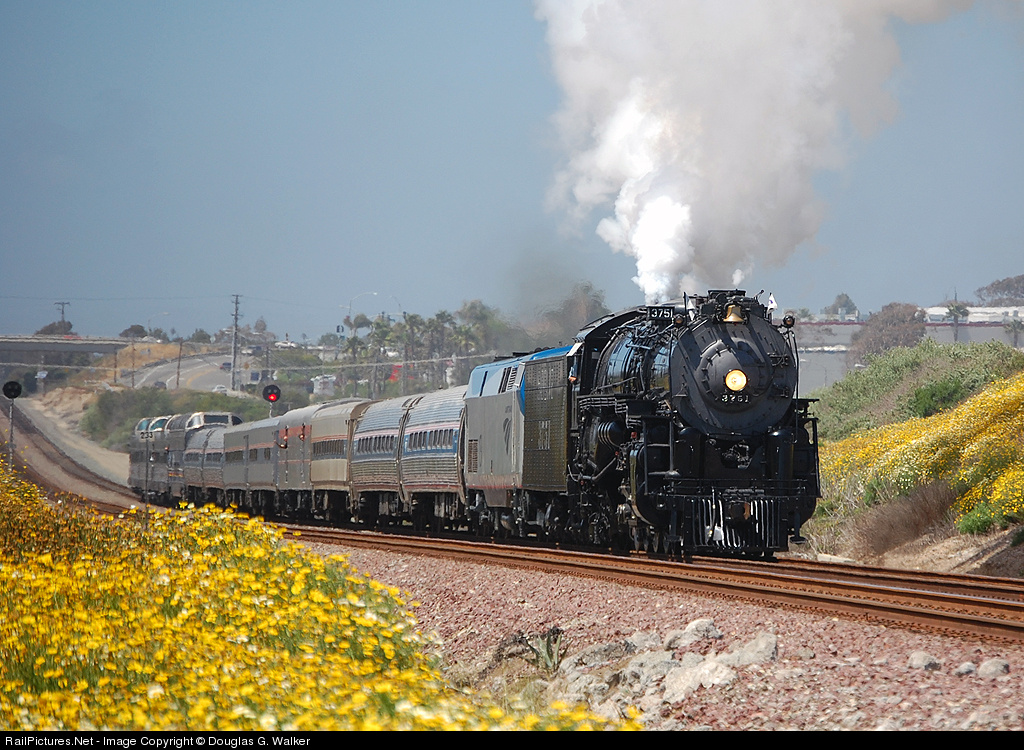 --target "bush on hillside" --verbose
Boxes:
[955,501,1004,536]
[813,339,1024,440]
[907,377,967,418]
